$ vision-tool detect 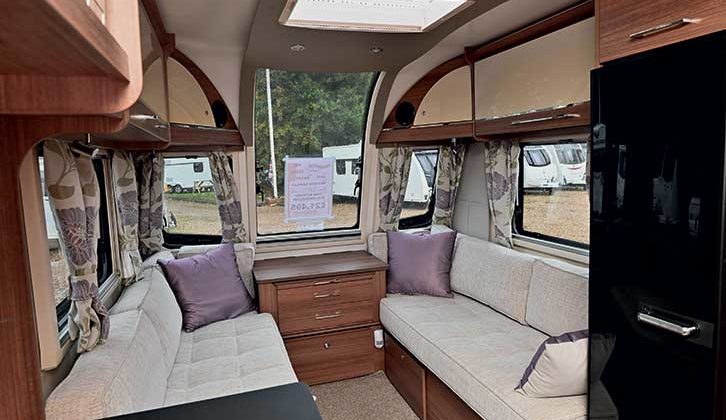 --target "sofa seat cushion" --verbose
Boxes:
[163,312,297,407]
[380,294,586,420]
[45,310,169,420]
